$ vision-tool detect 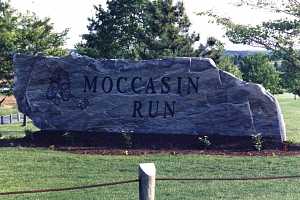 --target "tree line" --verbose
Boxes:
[200,0,300,97]
[0,0,299,102]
